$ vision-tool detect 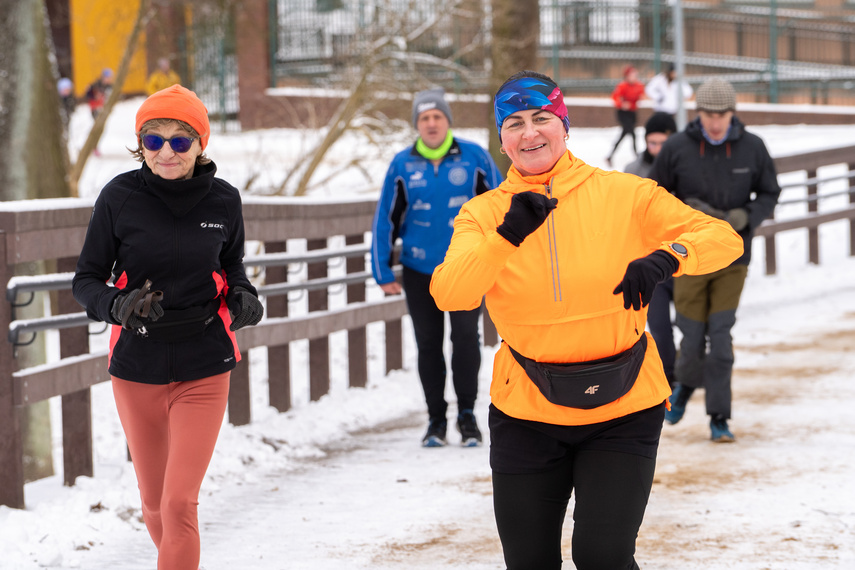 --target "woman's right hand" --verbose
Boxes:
[496,191,558,247]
